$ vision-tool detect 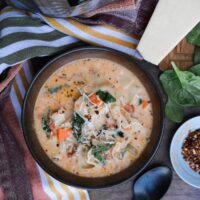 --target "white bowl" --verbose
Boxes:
[170,116,200,188]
